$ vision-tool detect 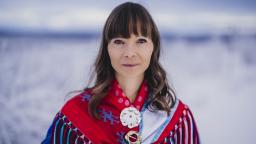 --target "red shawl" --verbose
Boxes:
[42,79,200,144]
